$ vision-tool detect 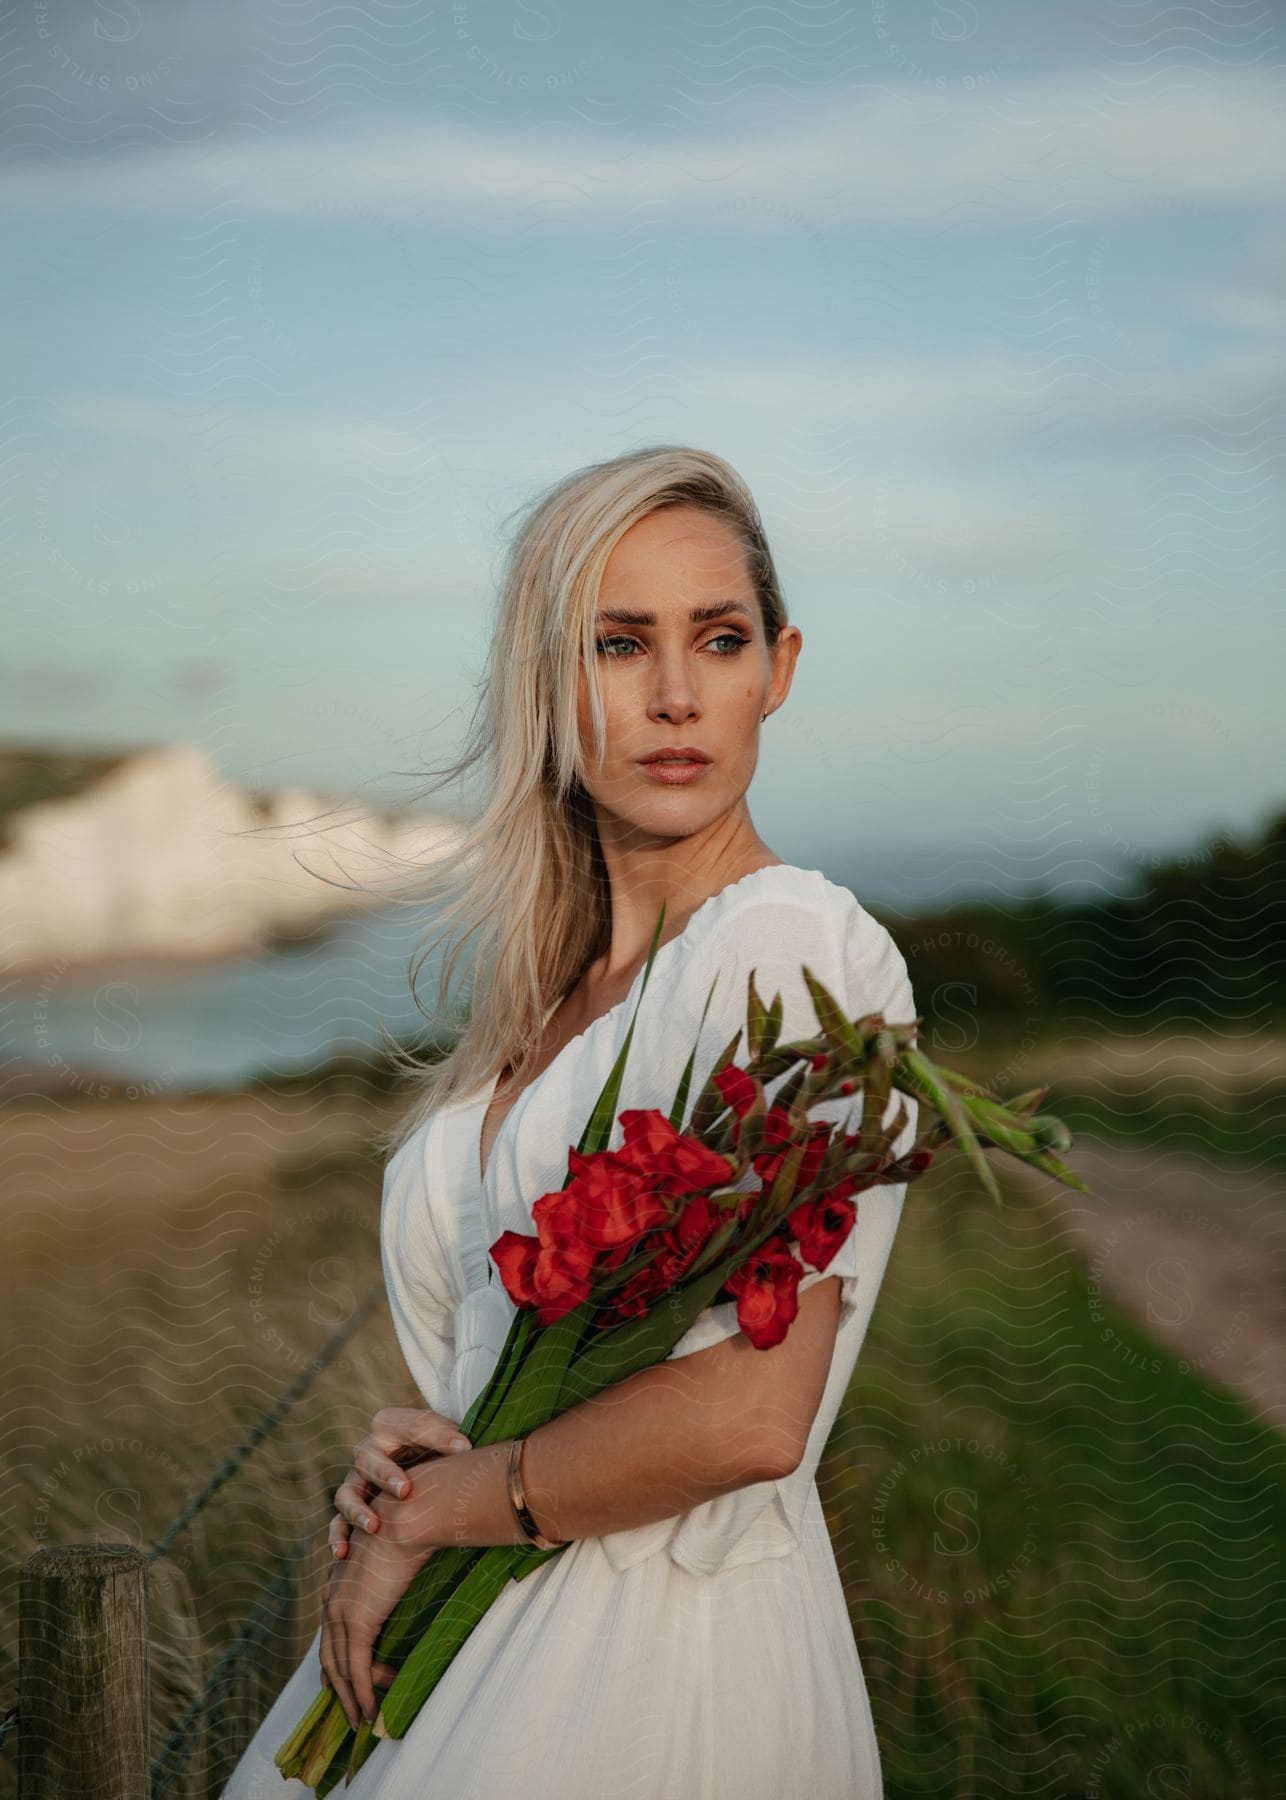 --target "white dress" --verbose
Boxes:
[222,862,917,1800]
